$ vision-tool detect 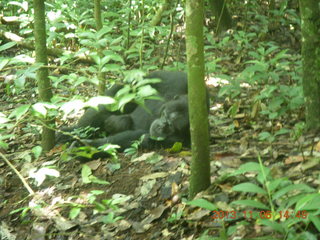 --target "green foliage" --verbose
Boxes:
[31,146,42,160]
[10,206,32,220]
[258,128,290,143]
[61,145,100,160]
[230,157,320,236]
[186,198,217,211]
[81,164,110,184]
[213,30,303,145]
[111,70,163,112]
[86,191,129,223]
[98,143,119,159]
[124,135,145,156]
